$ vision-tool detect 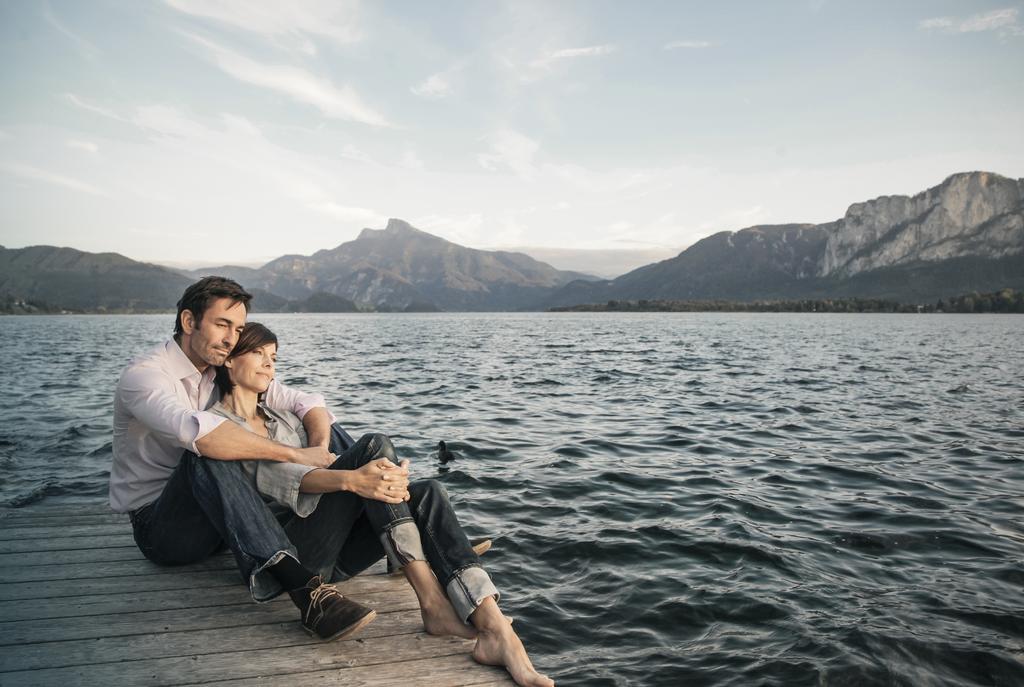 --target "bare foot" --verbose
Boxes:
[422,601,477,639]
[472,623,554,687]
